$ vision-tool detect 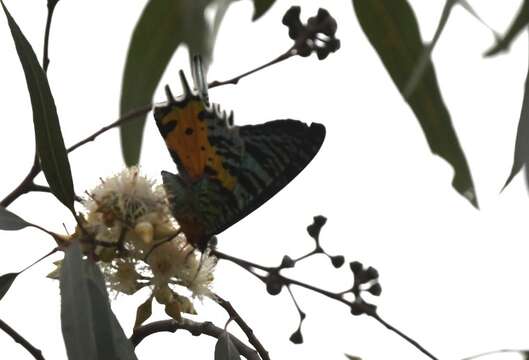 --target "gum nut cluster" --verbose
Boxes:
[49,167,217,321]
[282,6,340,59]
